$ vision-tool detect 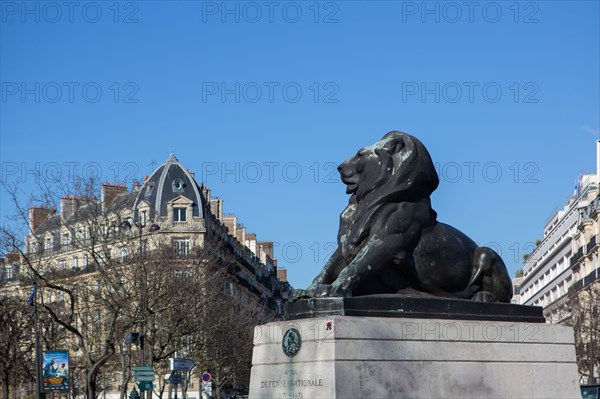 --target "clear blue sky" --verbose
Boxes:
[1,1,599,289]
